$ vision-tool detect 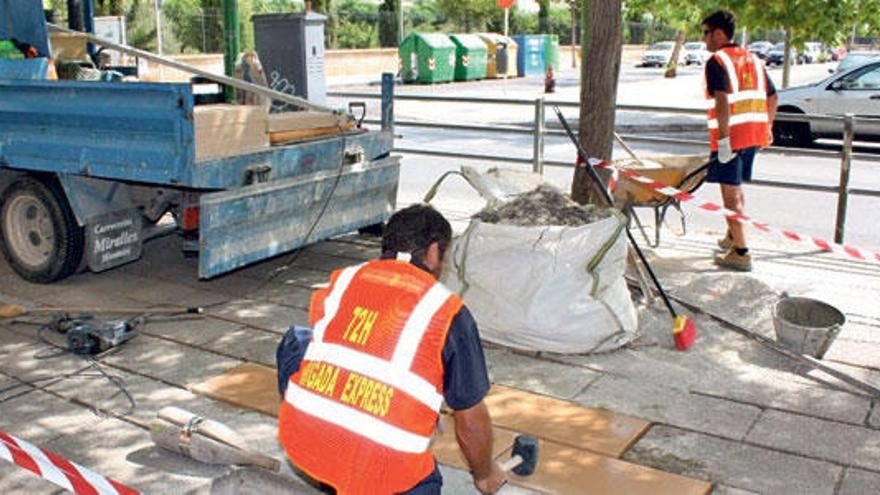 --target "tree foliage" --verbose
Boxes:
[435,0,497,32]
